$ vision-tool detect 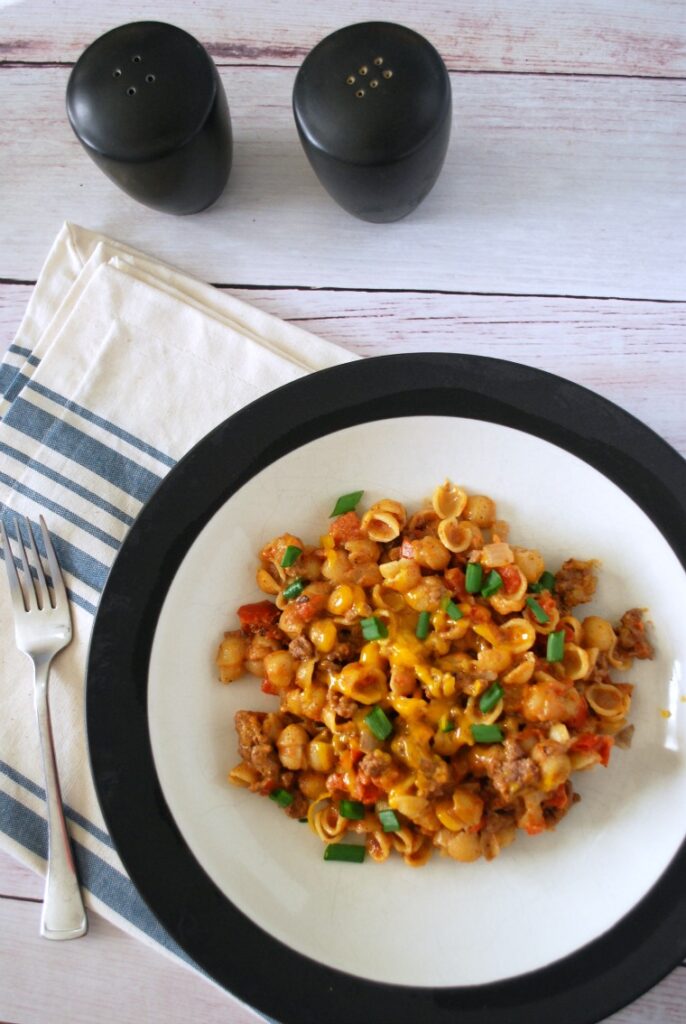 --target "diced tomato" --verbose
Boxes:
[355,774,384,805]
[444,567,467,600]
[329,511,363,543]
[570,733,614,767]
[293,593,328,622]
[259,778,278,796]
[261,678,280,695]
[544,784,569,811]
[500,565,523,595]
[538,592,558,618]
[238,601,280,635]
